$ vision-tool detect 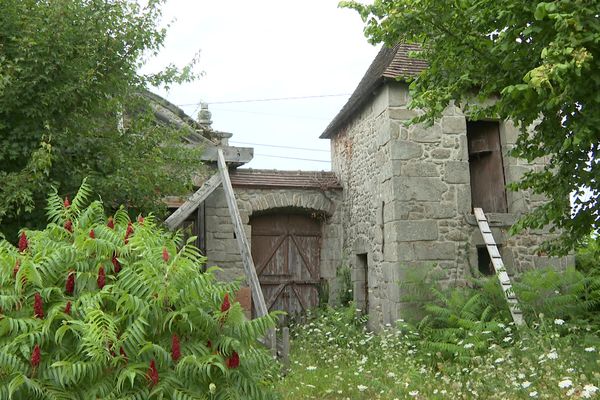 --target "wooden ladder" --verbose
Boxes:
[473,208,525,326]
